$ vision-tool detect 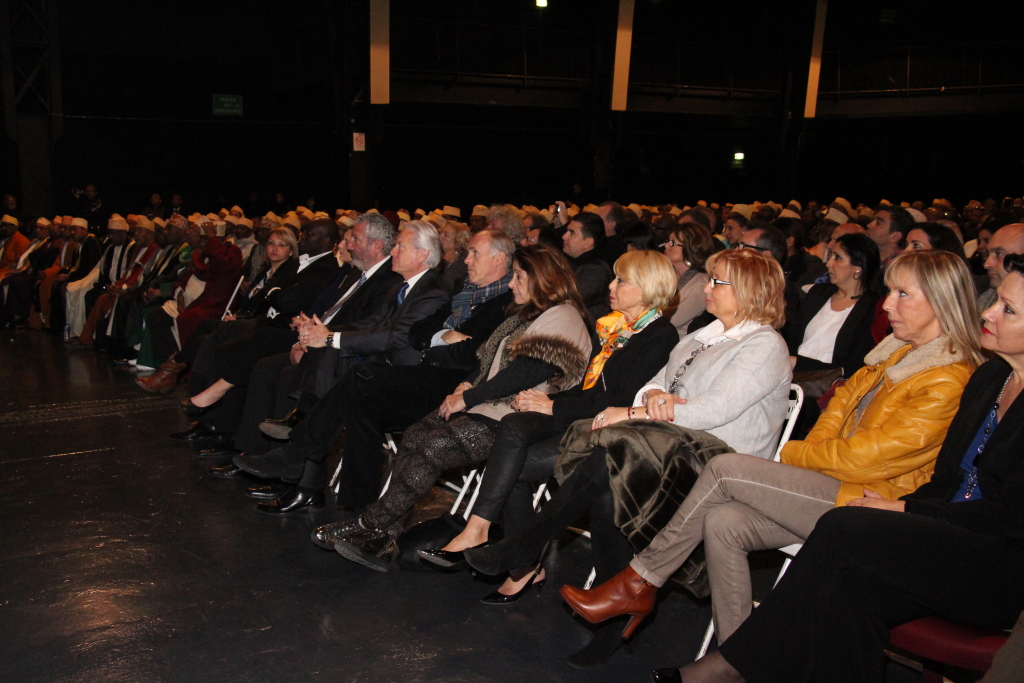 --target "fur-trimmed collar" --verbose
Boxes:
[864,333,966,385]
[510,334,590,391]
